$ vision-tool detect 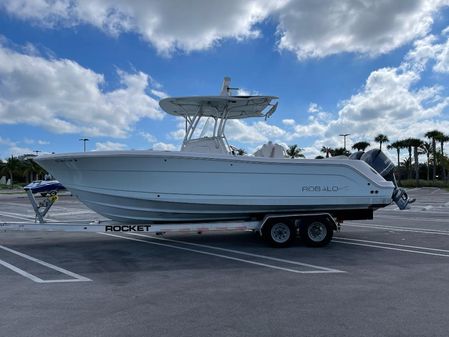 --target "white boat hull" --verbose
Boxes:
[35,151,395,223]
